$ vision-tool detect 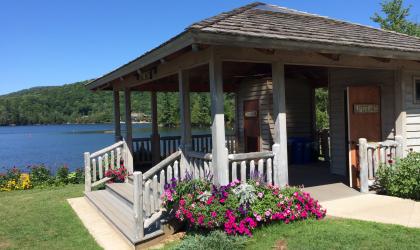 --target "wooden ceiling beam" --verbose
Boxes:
[318,53,340,61]
[371,57,391,63]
